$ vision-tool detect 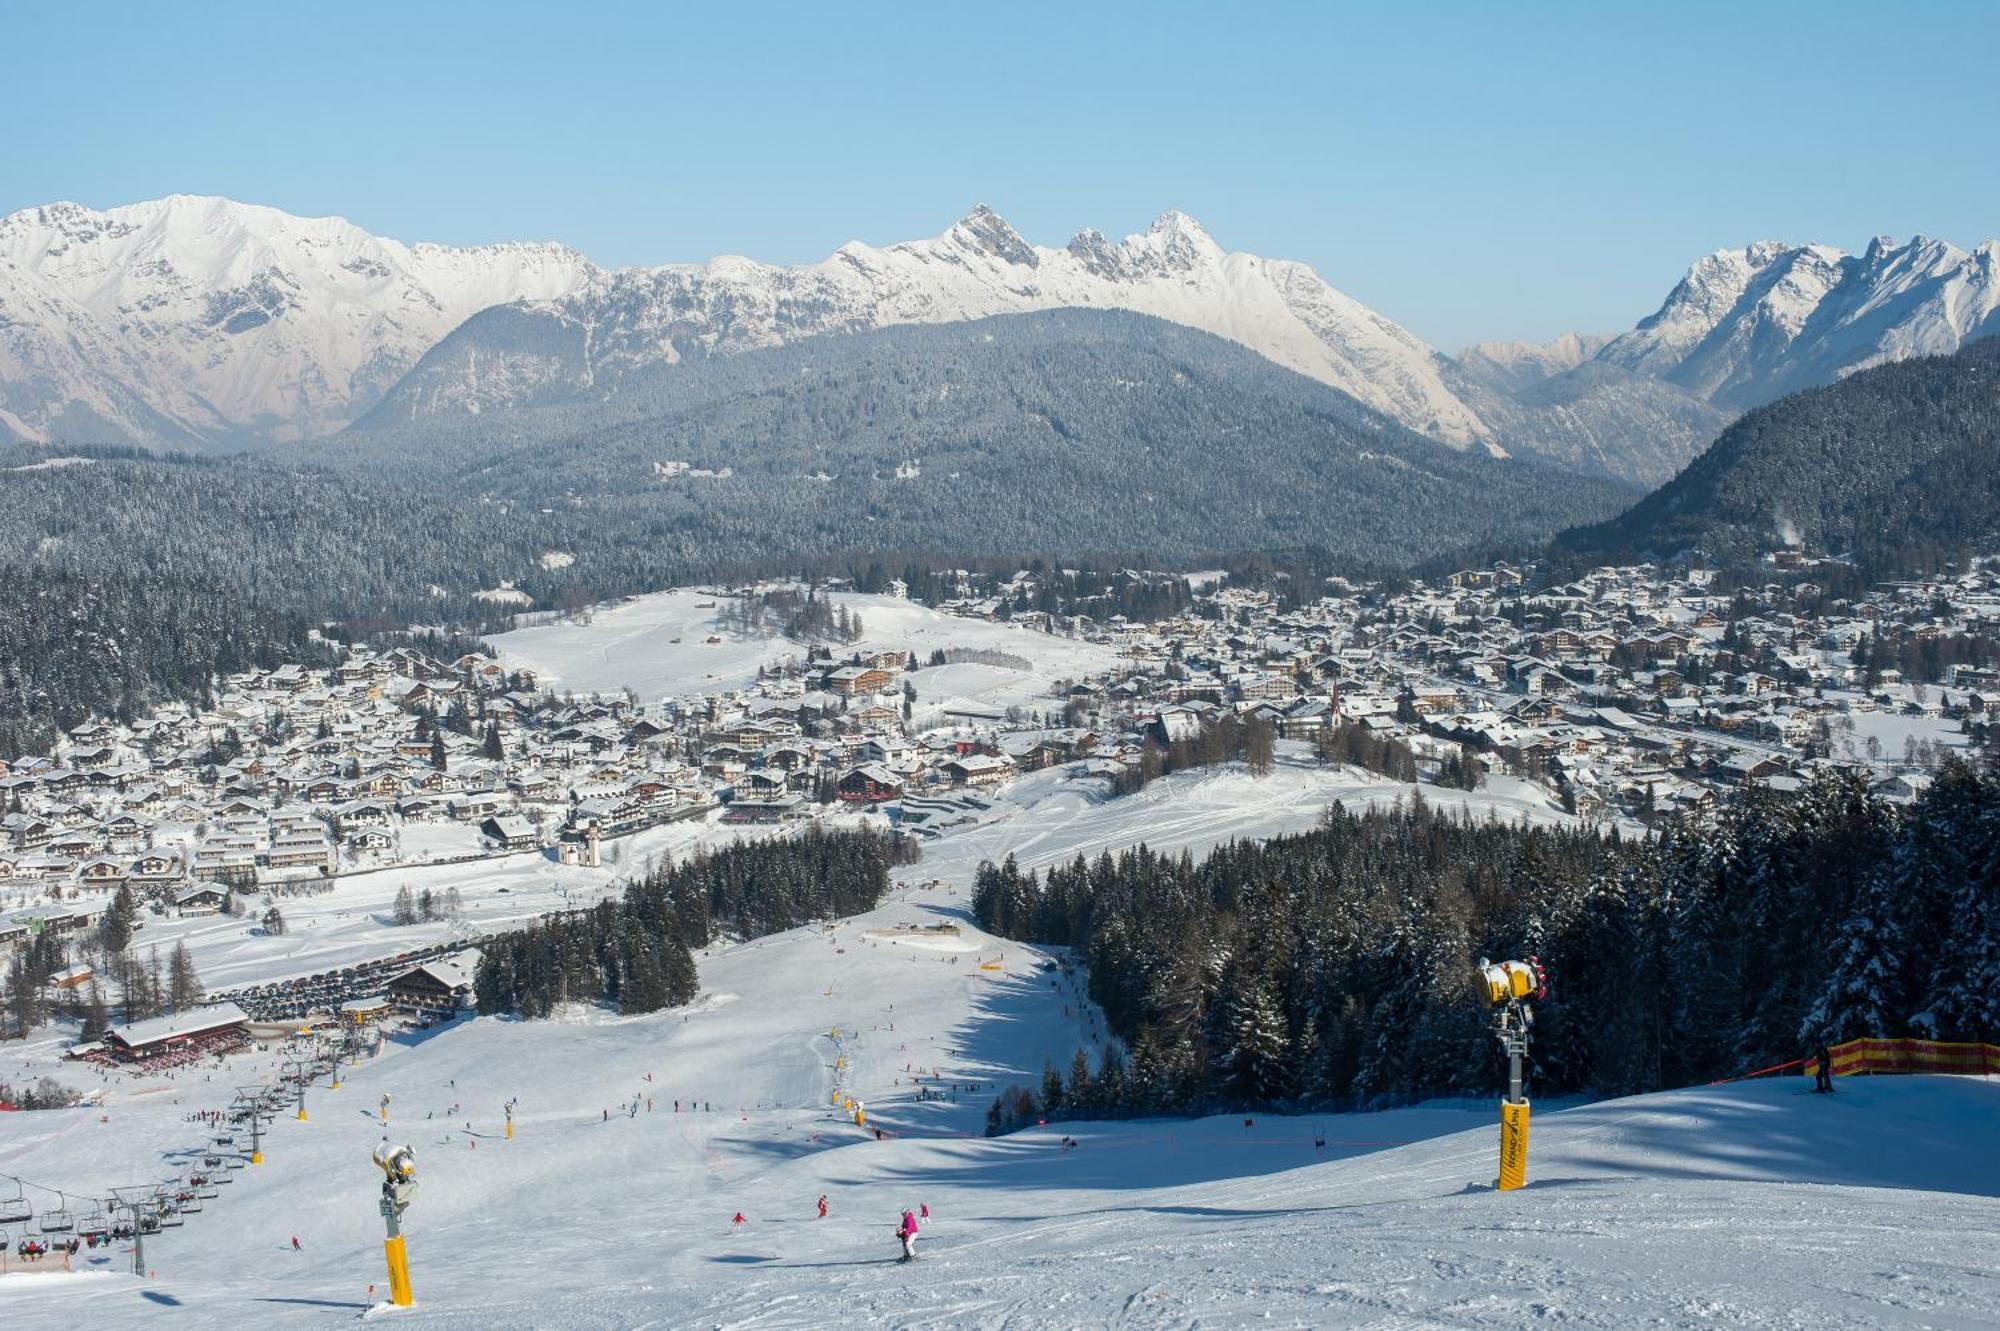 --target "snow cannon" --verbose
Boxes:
[1476,956,1546,1193]
[1477,957,1546,1008]
[371,1142,418,1306]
